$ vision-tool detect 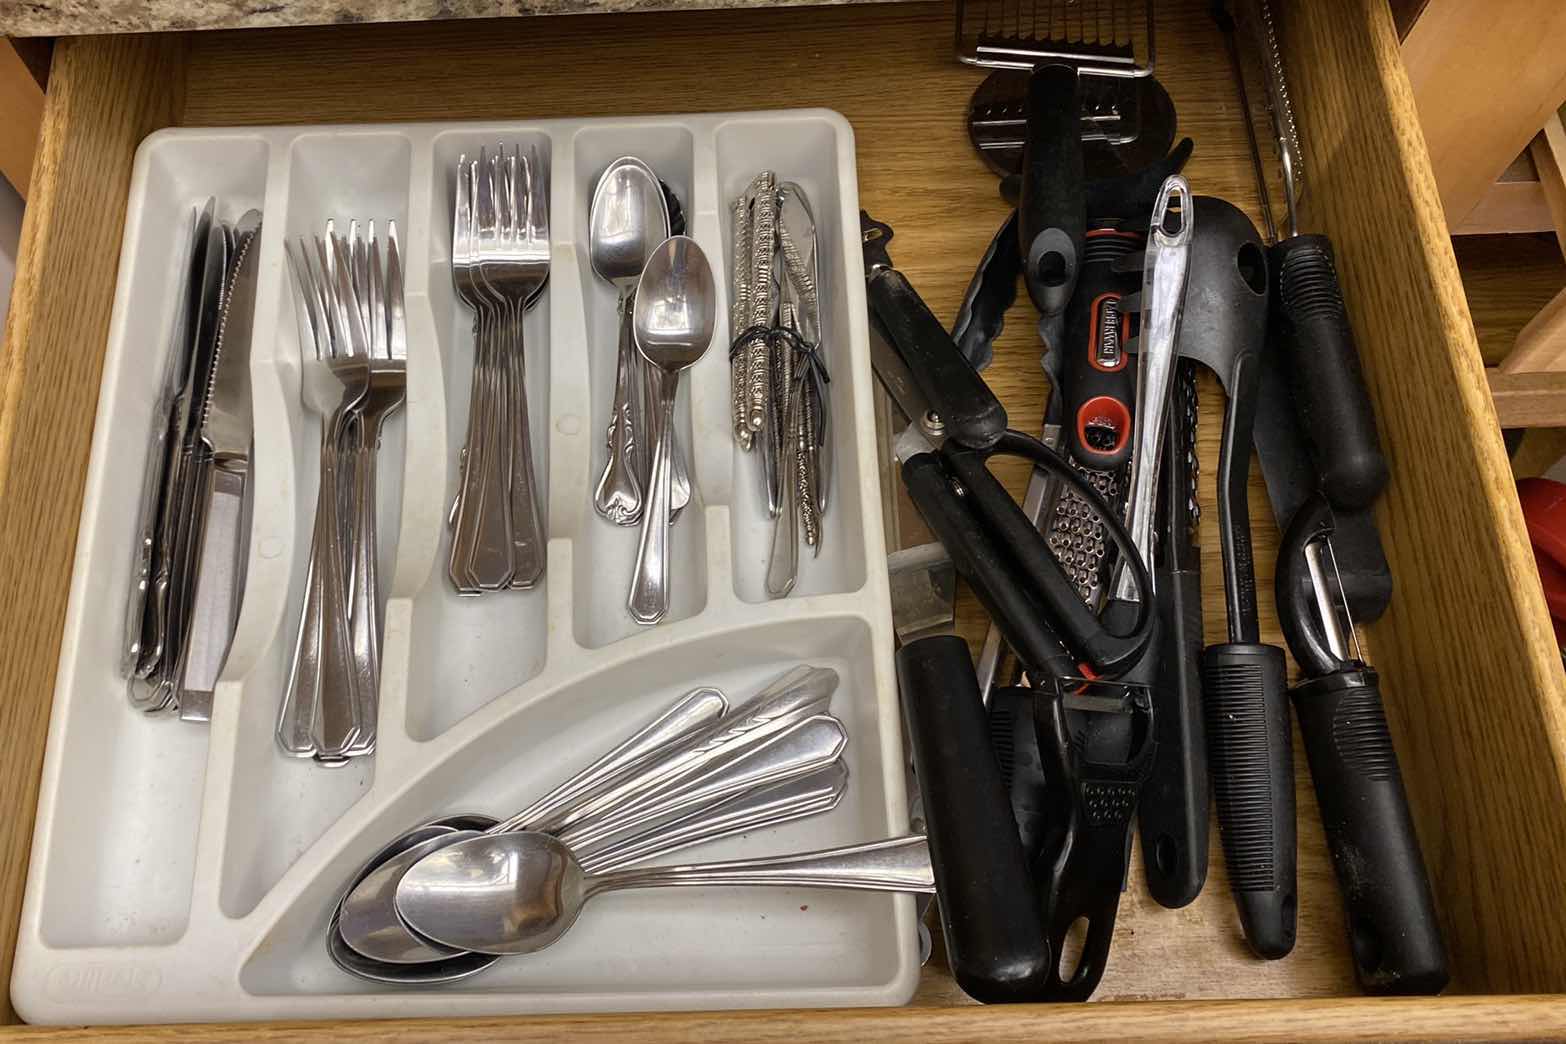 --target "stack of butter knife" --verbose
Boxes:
[122,199,260,720]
